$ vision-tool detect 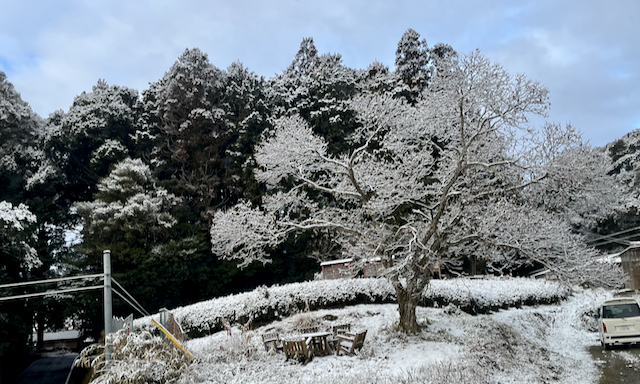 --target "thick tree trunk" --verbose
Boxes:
[396,286,419,334]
